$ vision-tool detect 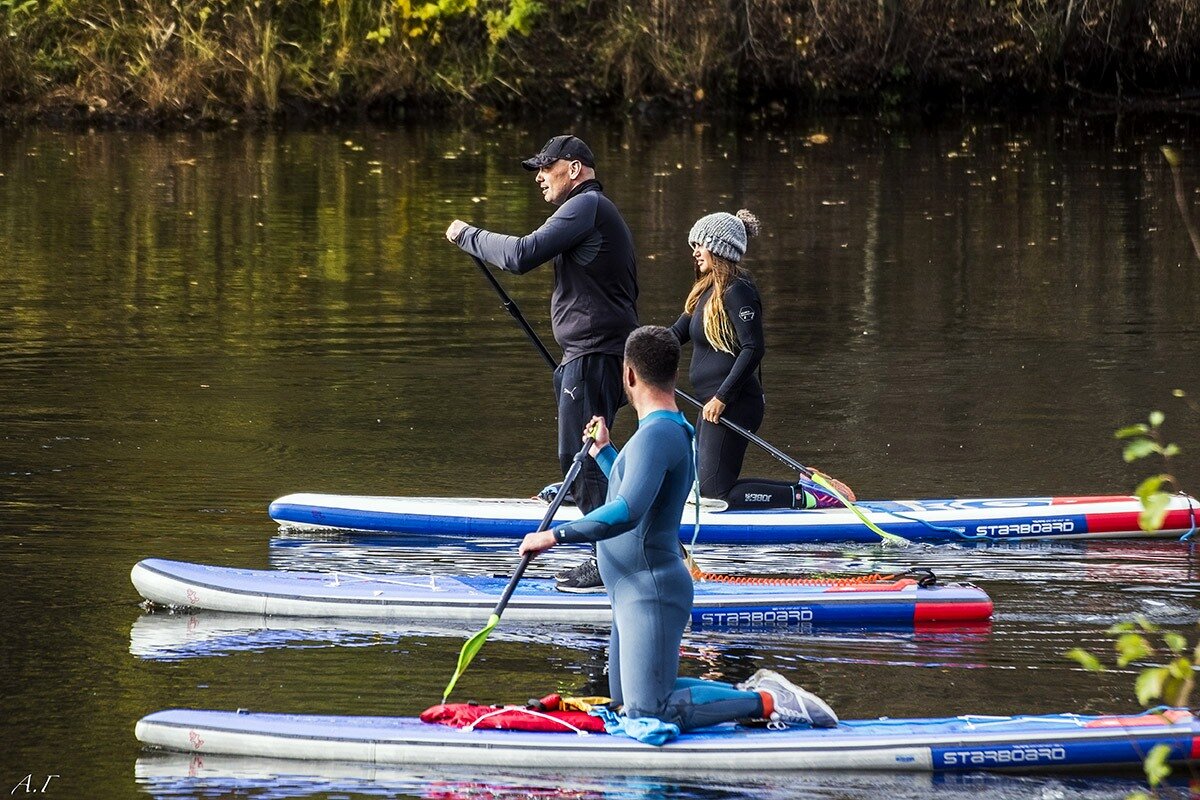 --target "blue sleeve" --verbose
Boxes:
[553,427,674,544]
[455,193,598,275]
[714,279,764,402]
[594,444,617,477]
